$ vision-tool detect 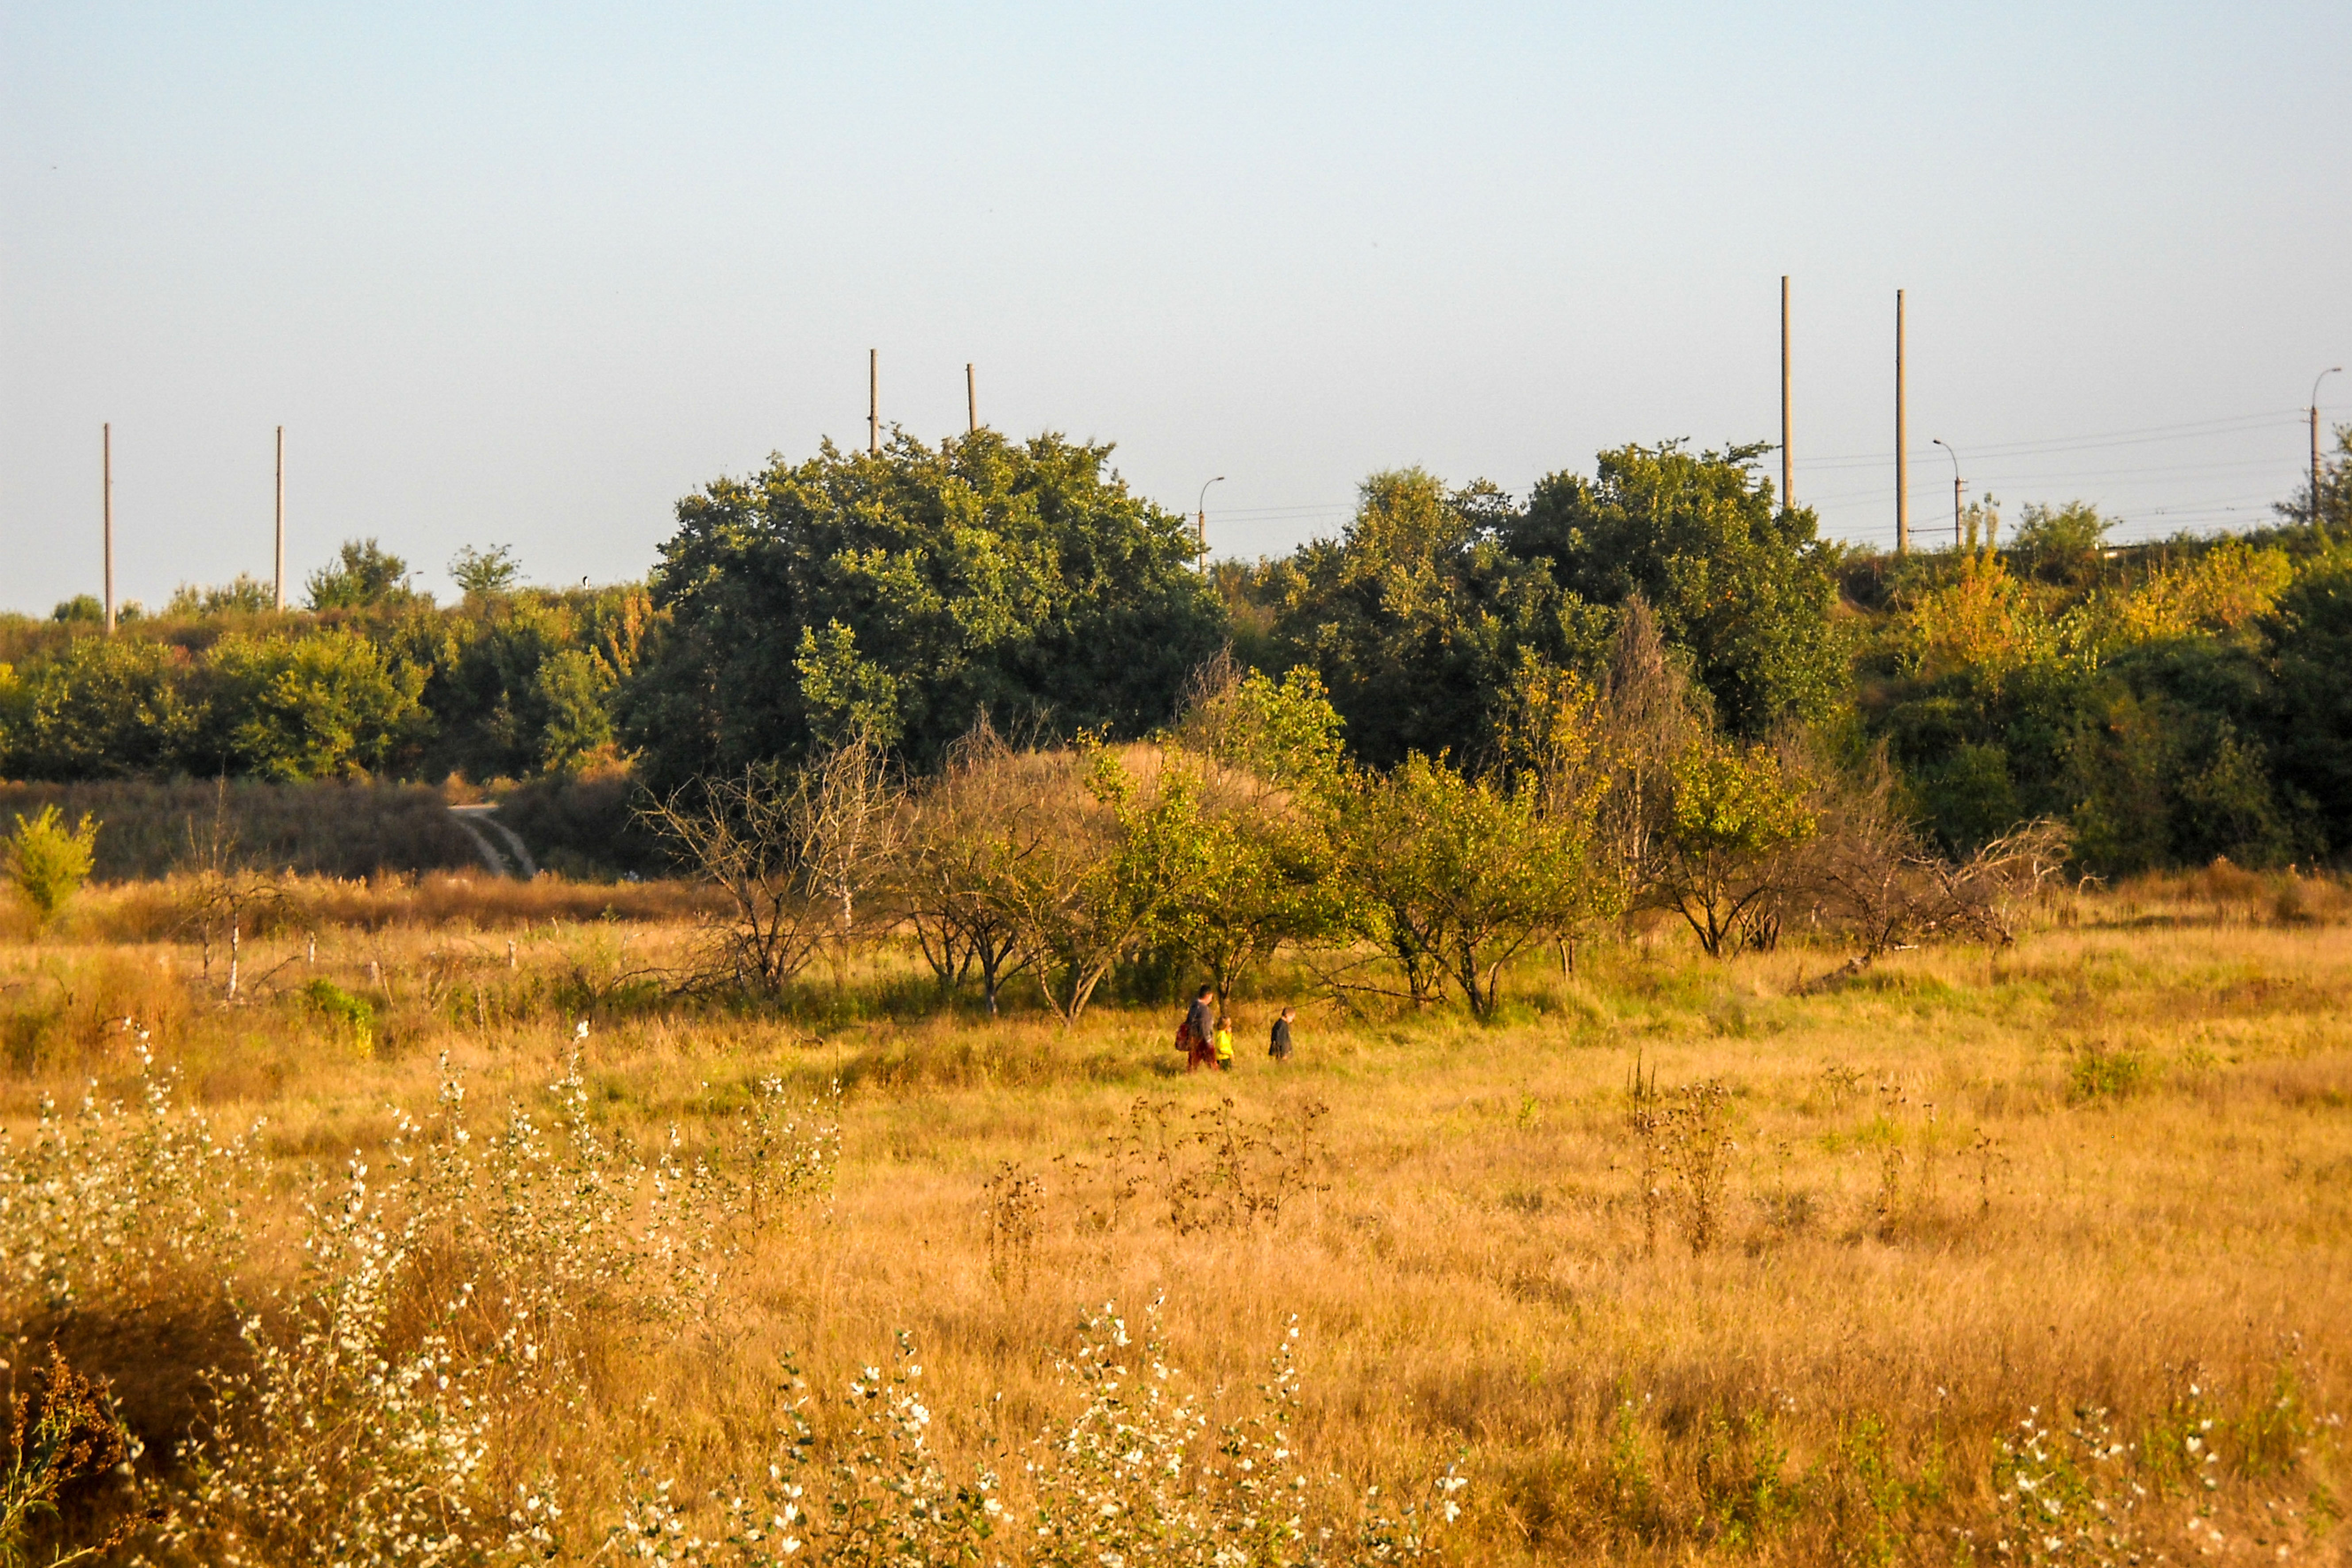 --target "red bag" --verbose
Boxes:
[1174,1021,1195,1052]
